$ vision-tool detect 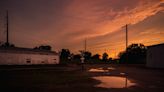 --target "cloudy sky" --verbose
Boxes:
[0,0,164,57]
